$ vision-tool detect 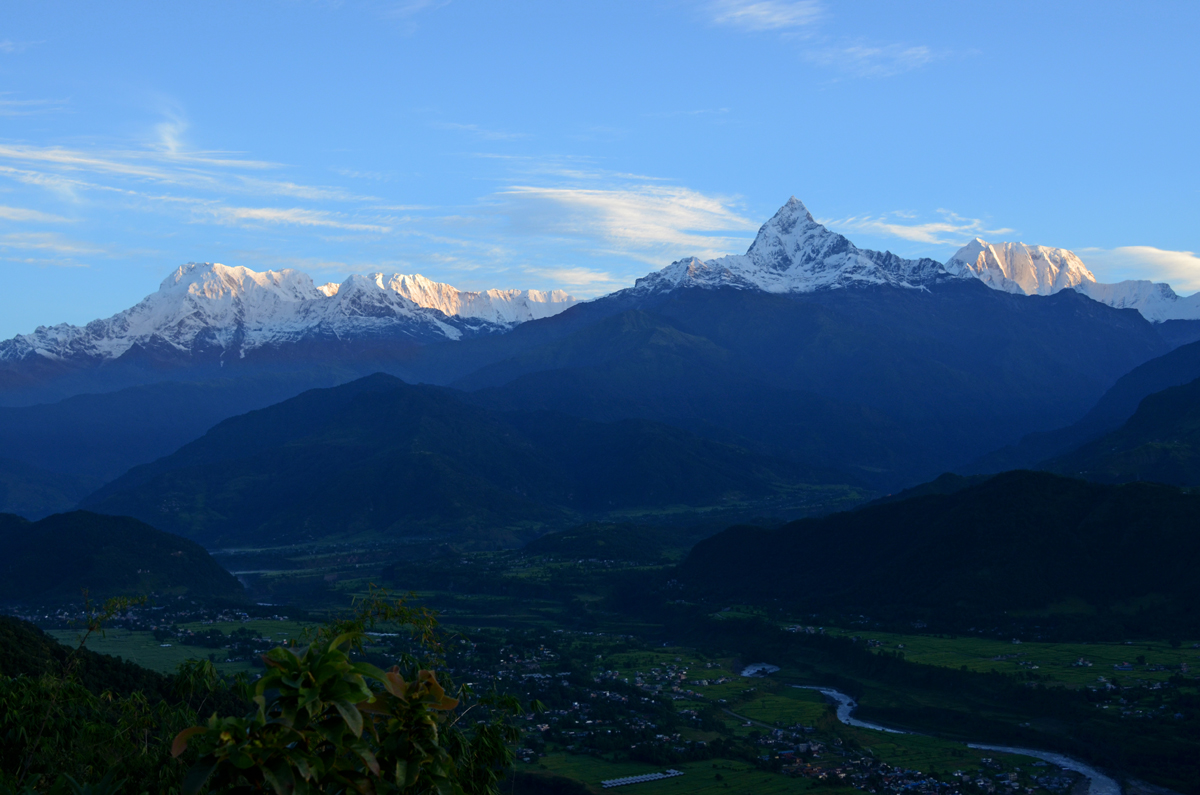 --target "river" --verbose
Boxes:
[793,686,1122,795]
